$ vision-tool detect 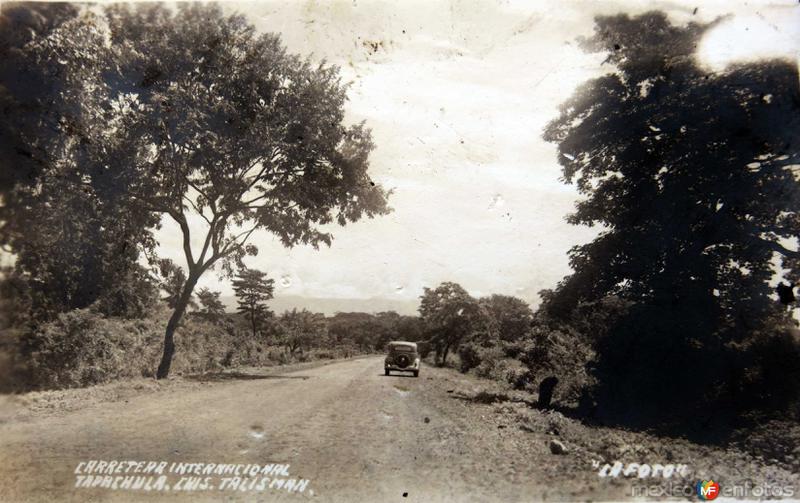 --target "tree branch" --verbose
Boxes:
[204,223,258,269]
[169,209,195,268]
[241,157,268,187]
[759,237,800,260]
[187,178,209,202]
[183,194,212,225]
[242,193,270,206]
[196,213,219,266]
